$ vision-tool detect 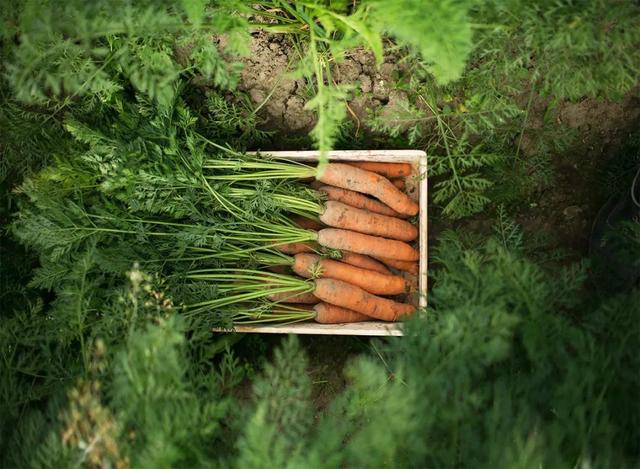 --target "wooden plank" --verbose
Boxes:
[213,149,428,337]
[215,321,403,336]
[248,150,425,162]
[419,151,428,309]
